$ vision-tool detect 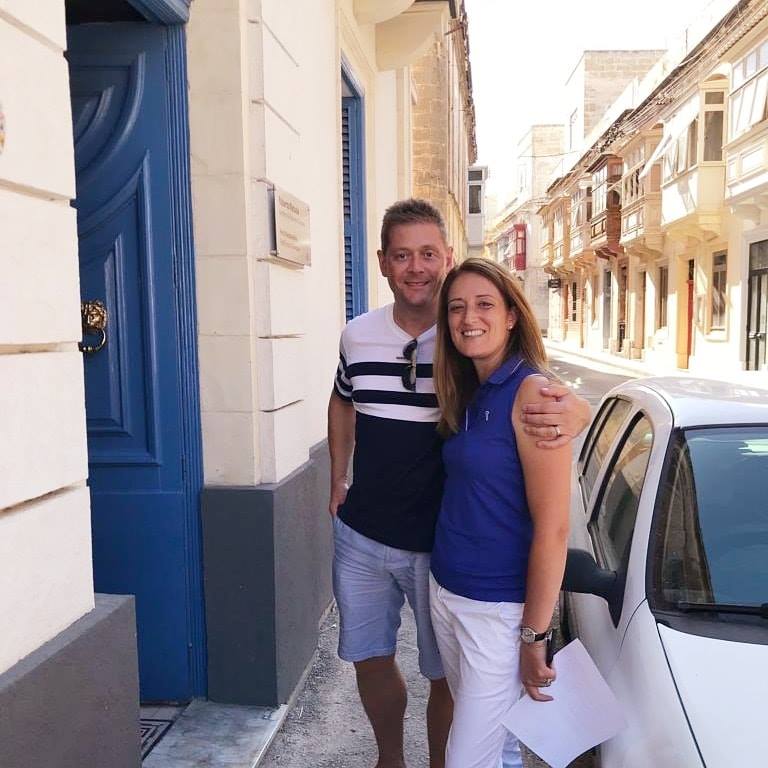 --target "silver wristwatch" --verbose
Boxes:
[520,626,553,644]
